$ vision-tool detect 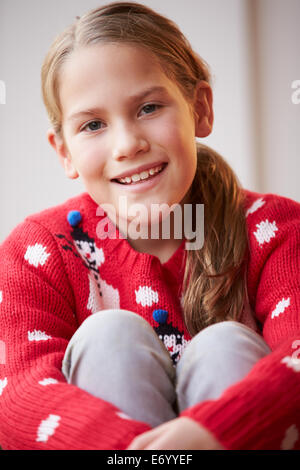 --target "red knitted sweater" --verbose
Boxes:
[0,189,299,450]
